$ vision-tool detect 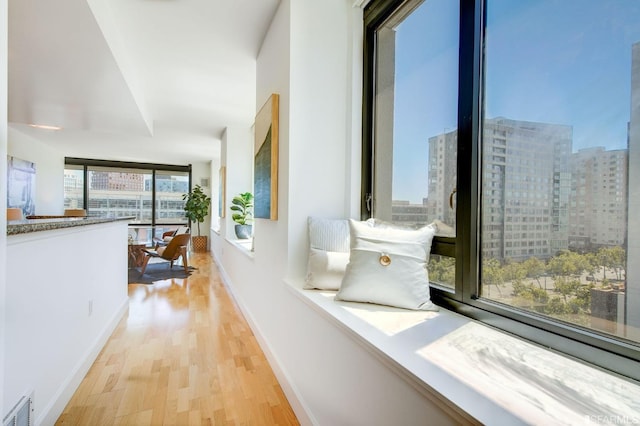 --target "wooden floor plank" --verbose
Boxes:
[56,252,299,425]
